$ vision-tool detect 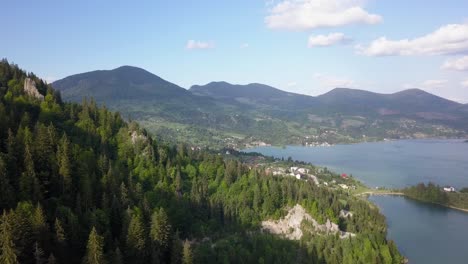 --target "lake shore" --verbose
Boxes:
[357,191,468,214]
